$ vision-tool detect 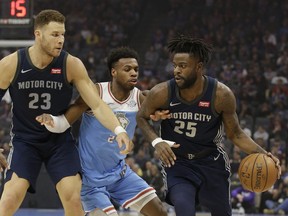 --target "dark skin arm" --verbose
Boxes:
[139,90,171,121]
[0,149,8,171]
[136,82,179,167]
[216,83,265,153]
[216,82,281,178]
[65,95,88,125]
